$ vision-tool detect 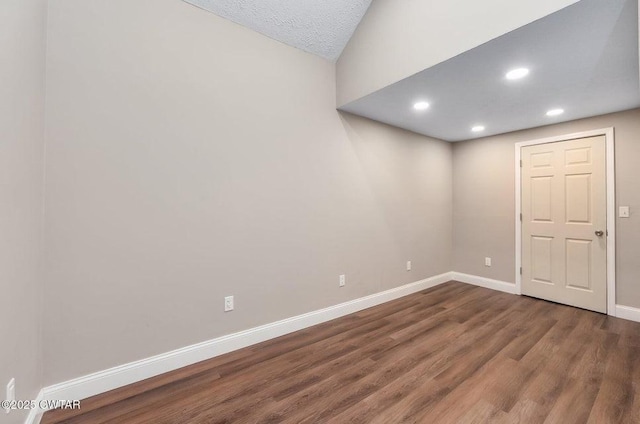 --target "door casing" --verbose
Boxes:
[515,128,616,316]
